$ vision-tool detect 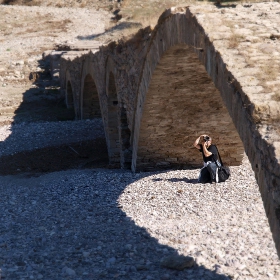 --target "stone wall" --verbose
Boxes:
[60,3,280,257]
